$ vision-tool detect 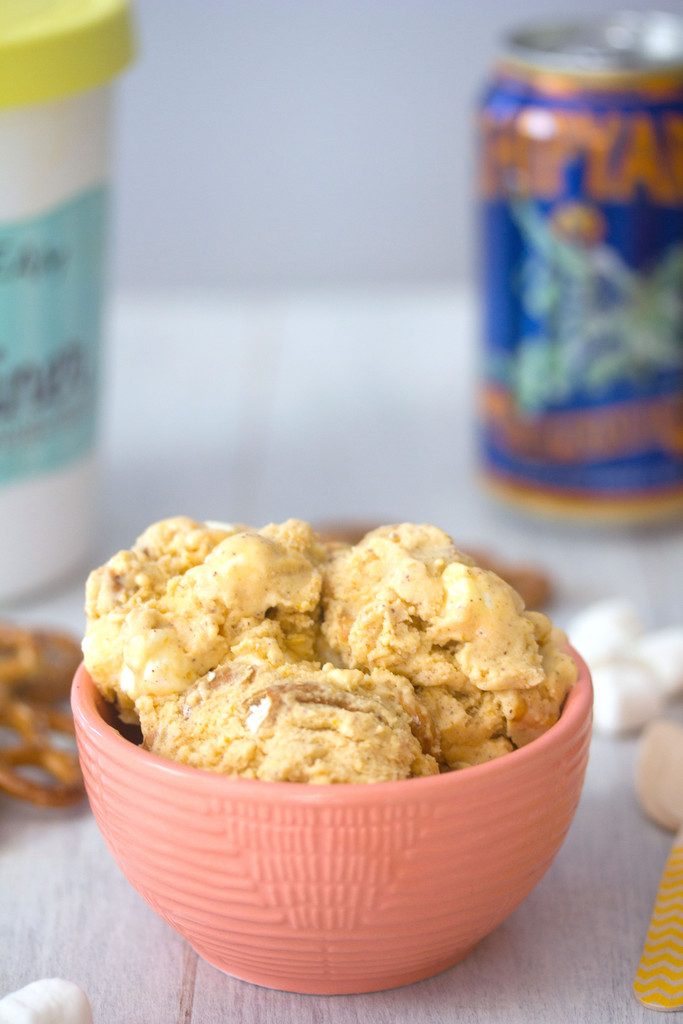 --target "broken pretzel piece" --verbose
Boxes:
[11,629,82,704]
[0,623,40,683]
